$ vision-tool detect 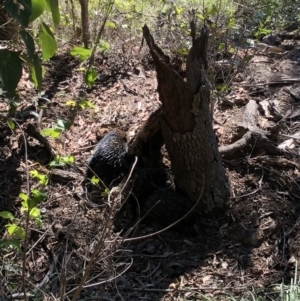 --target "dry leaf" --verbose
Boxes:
[278,139,296,150]
[221,261,228,269]
[202,275,212,283]
[288,254,296,264]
